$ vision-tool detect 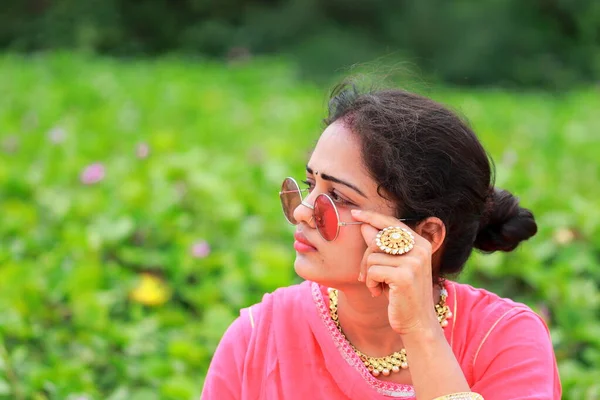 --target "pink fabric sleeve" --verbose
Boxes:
[470,308,561,399]
[200,309,252,399]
